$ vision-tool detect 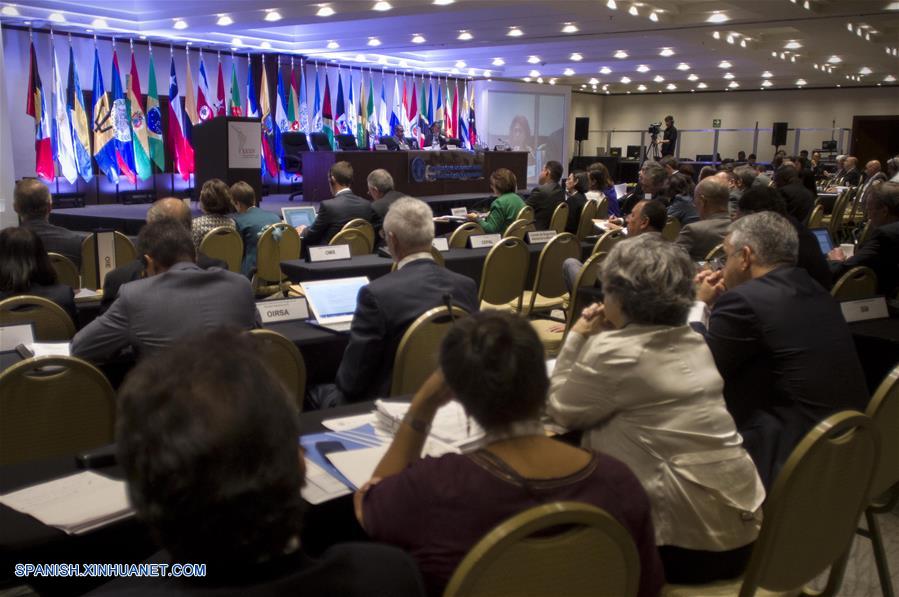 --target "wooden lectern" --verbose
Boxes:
[192,117,263,201]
